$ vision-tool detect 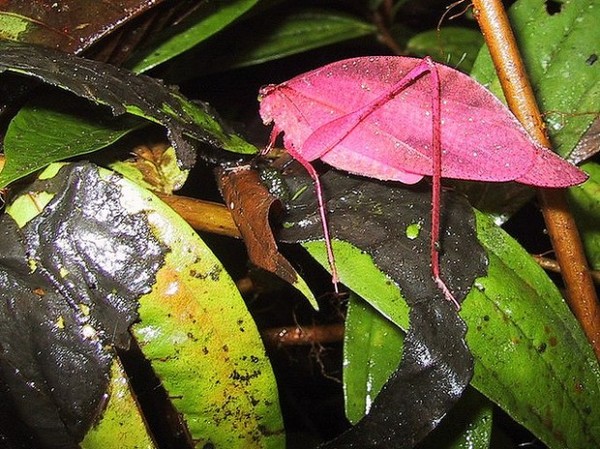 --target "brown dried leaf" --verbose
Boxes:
[216,165,298,285]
